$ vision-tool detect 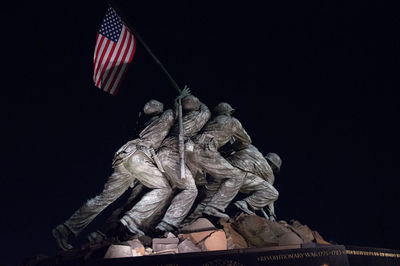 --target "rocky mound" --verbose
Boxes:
[22,215,329,265]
